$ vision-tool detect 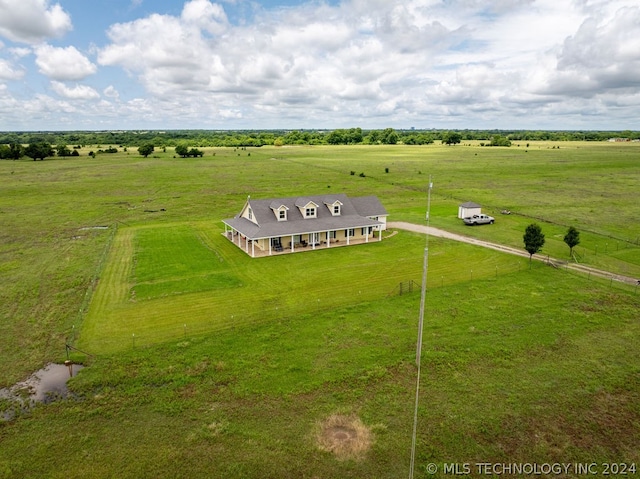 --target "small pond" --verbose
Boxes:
[1,363,84,420]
